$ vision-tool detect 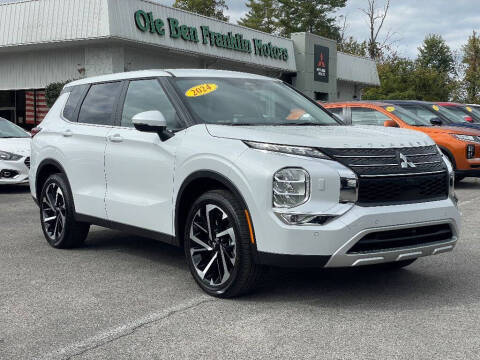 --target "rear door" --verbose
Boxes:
[104,78,186,235]
[61,81,123,219]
